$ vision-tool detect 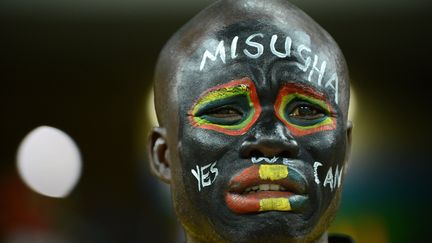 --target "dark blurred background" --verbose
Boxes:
[1,0,431,242]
